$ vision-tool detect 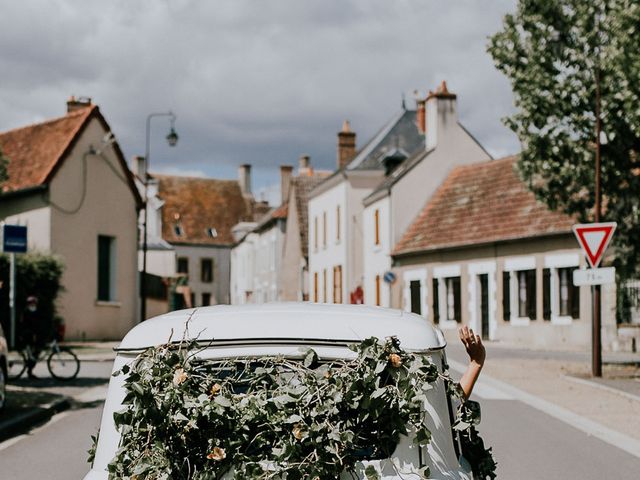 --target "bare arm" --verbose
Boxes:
[458,326,486,399]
